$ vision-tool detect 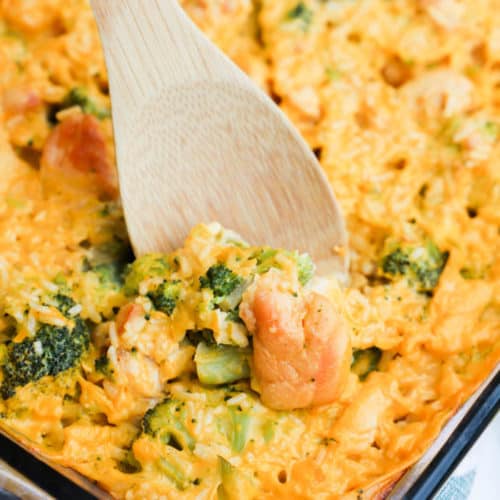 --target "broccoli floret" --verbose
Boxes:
[381,241,449,293]
[199,264,242,298]
[142,398,195,452]
[381,248,410,276]
[79,258,128,321]
[92,262,125,287]
[140,398,196,489]
[410,242,449,292]
[351,347,382,381]
[194,341,251,385]
[147,280,182,316]
[0,318,90,399]
[124,254,172,295]
[199,265,246,321]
